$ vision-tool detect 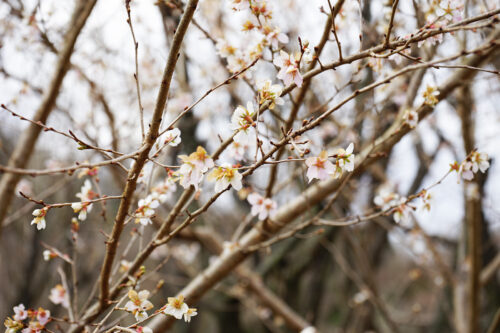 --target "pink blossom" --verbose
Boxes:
[305,151,335,182]
[247,193,277,220]
[49,284,70,308]
[273,50,303,87]
[36,308,50,326]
